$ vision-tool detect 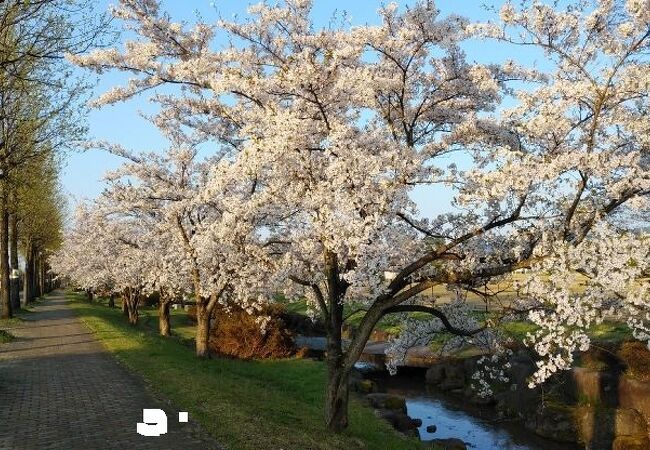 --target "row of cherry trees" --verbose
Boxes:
[52,0,650,432]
